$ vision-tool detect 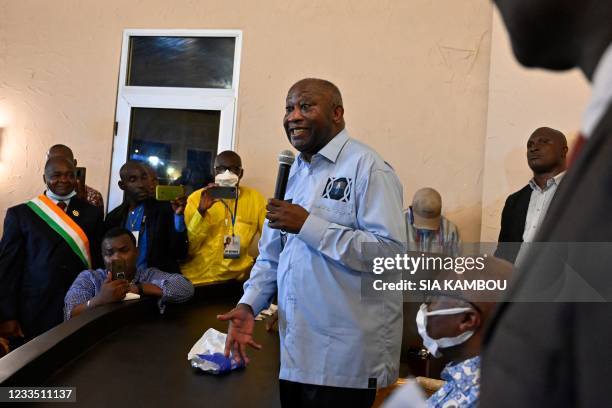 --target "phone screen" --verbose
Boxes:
[210,186,237,199]
[155,185,185,201]
[111,259,126,280]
